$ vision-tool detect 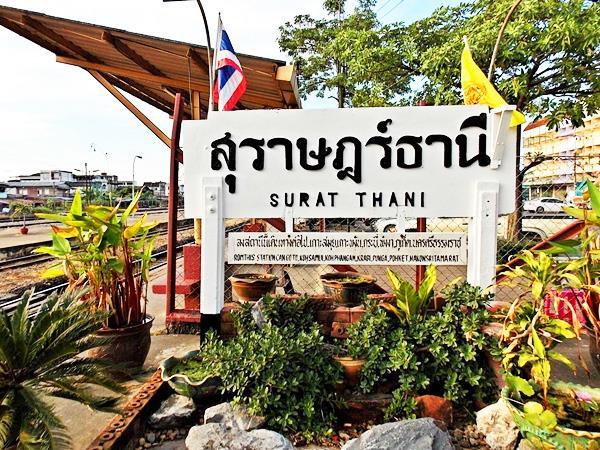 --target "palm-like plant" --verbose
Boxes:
[0,290,126,449]
[382,265,437,322]
[9,202,36,229]
[34,189,157,329]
